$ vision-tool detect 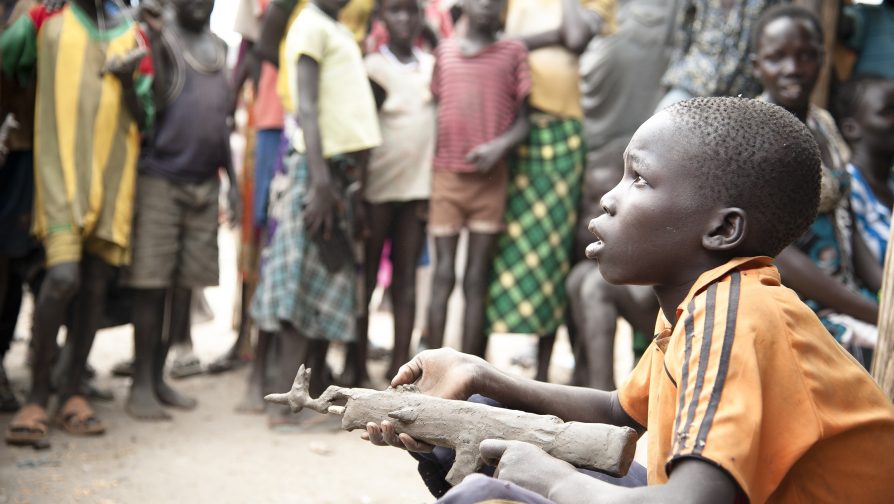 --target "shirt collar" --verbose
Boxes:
[653,256,775,348]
